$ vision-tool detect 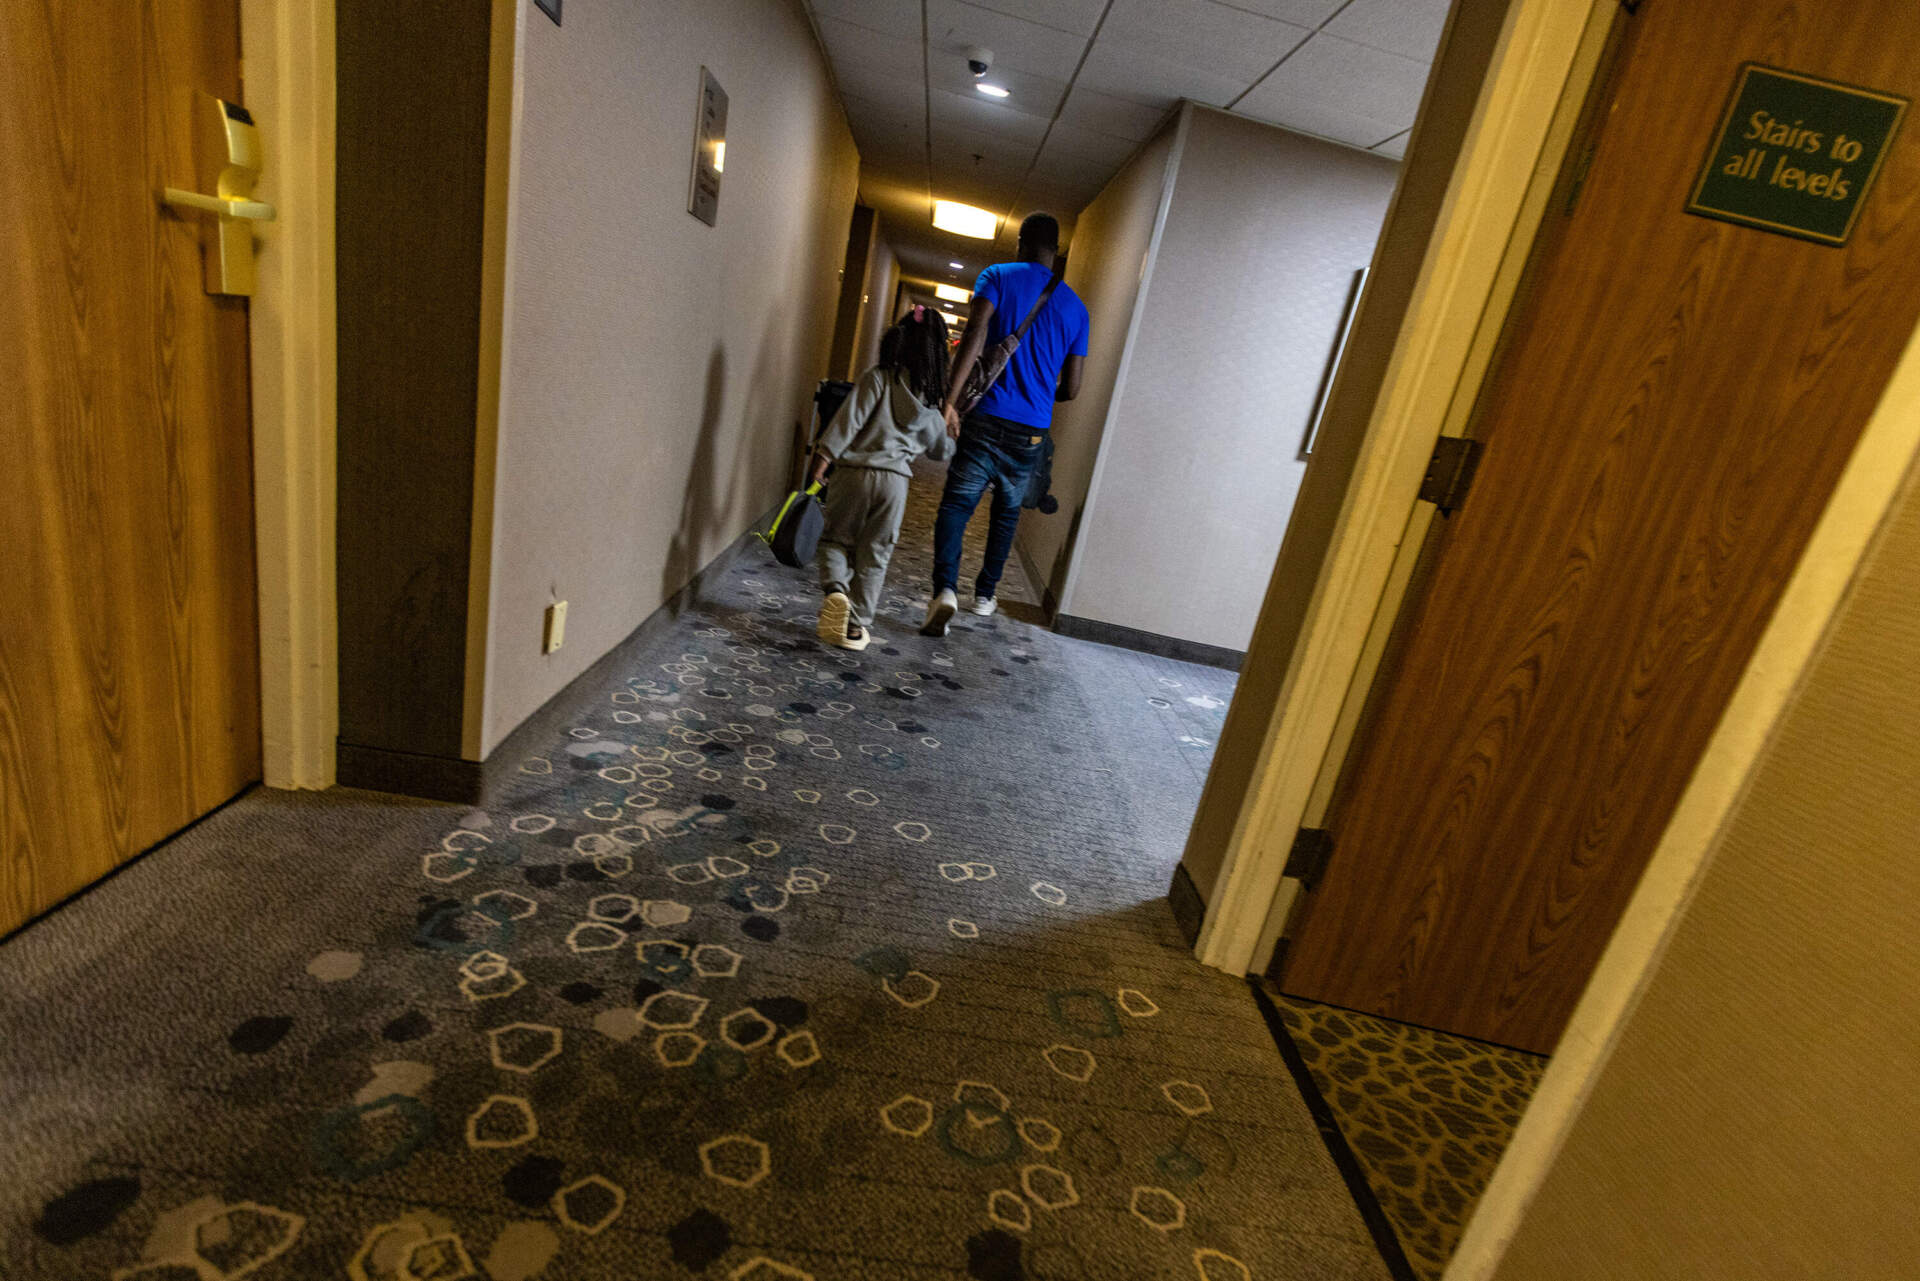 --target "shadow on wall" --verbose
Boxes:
[662,309,800,617]
[664,347,730,610]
